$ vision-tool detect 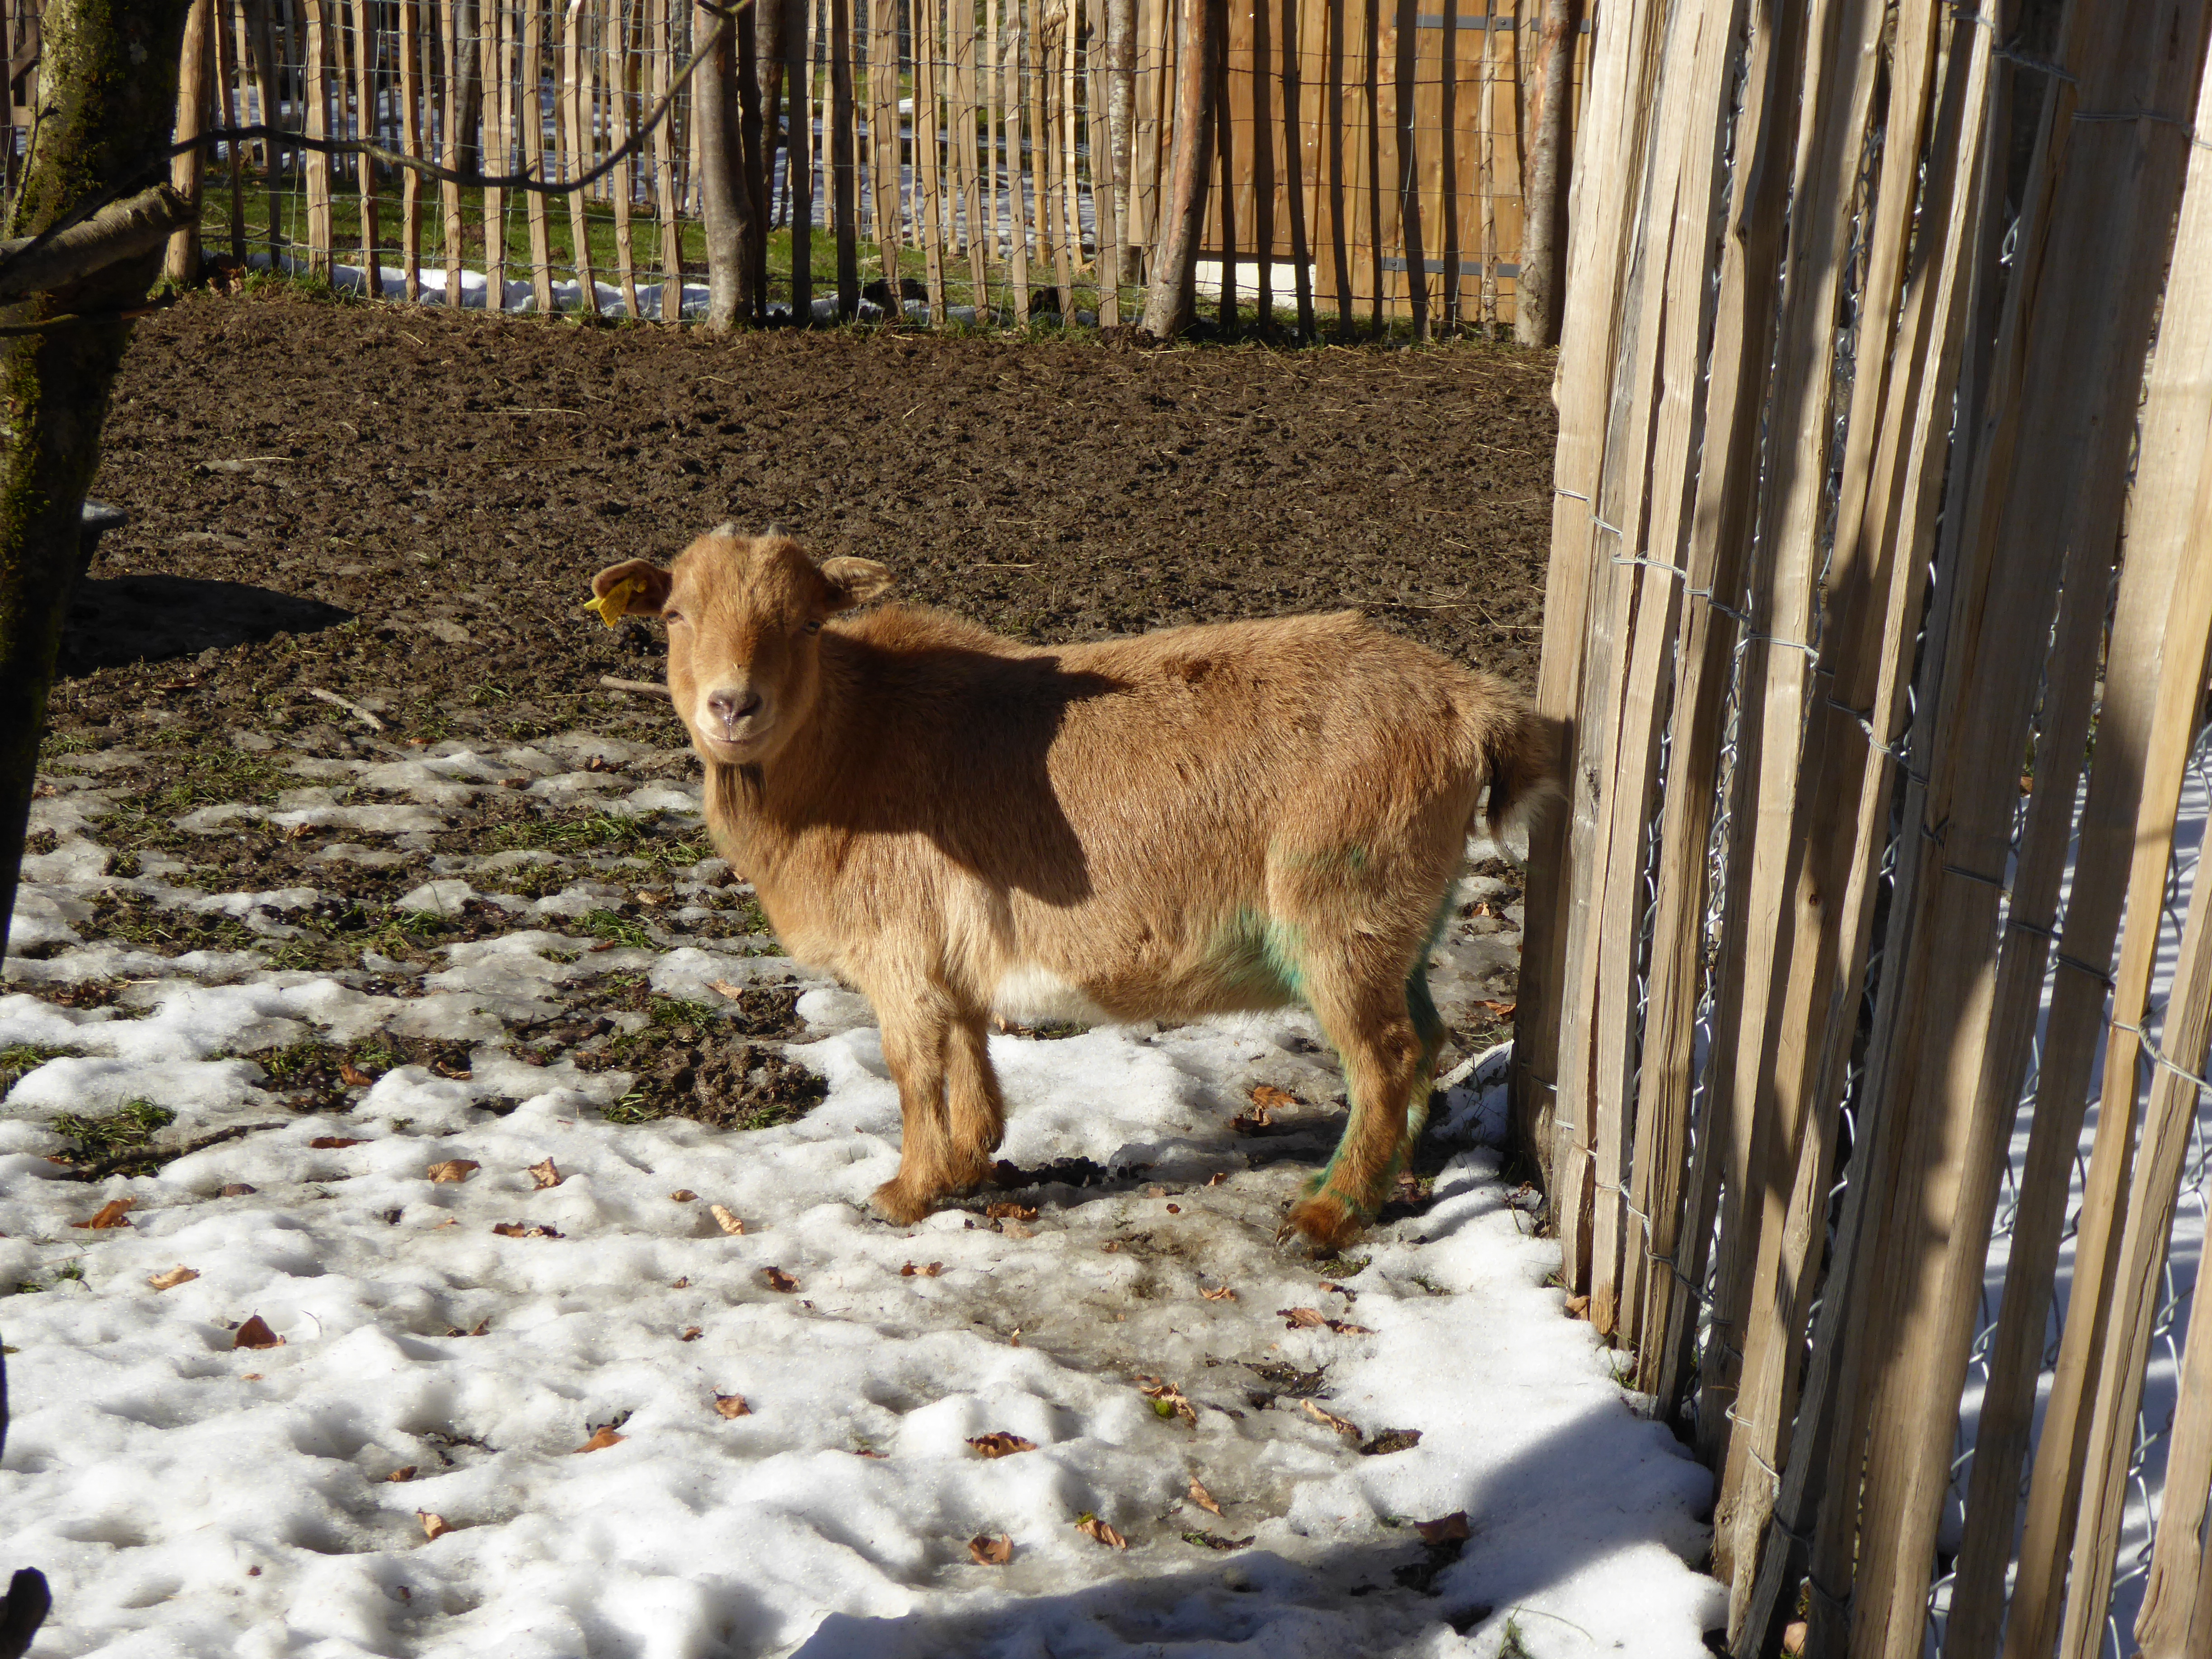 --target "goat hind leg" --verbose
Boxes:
[1284,979,1428,1251]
